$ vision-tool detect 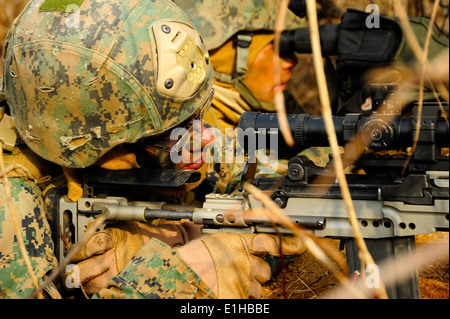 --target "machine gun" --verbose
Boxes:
[45,95,449,299]
[42,3,448,299]
[236,97,449,298]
